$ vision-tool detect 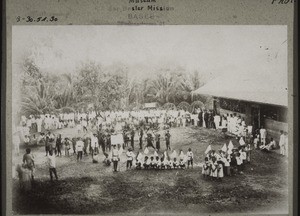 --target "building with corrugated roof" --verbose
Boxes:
[193,69,288,141]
